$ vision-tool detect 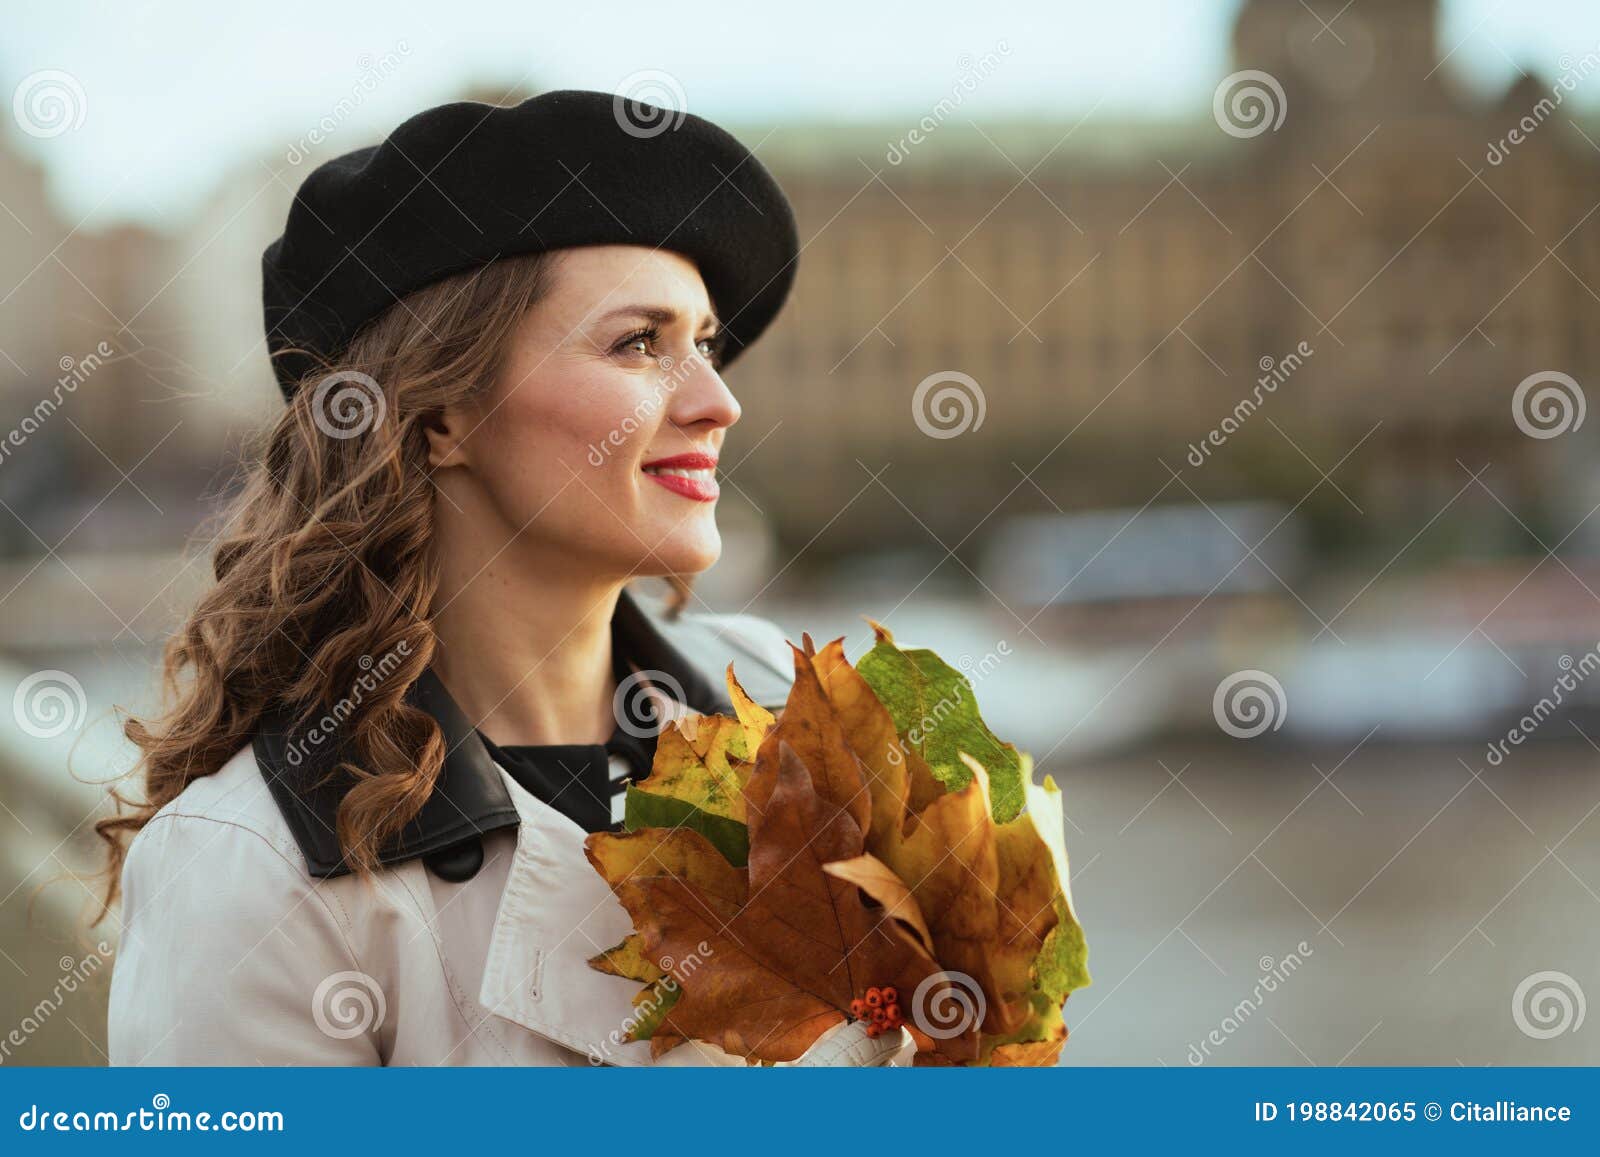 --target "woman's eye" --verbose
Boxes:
[697,336,727,366]
[614,329,655,357]
[613,328,721,366]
